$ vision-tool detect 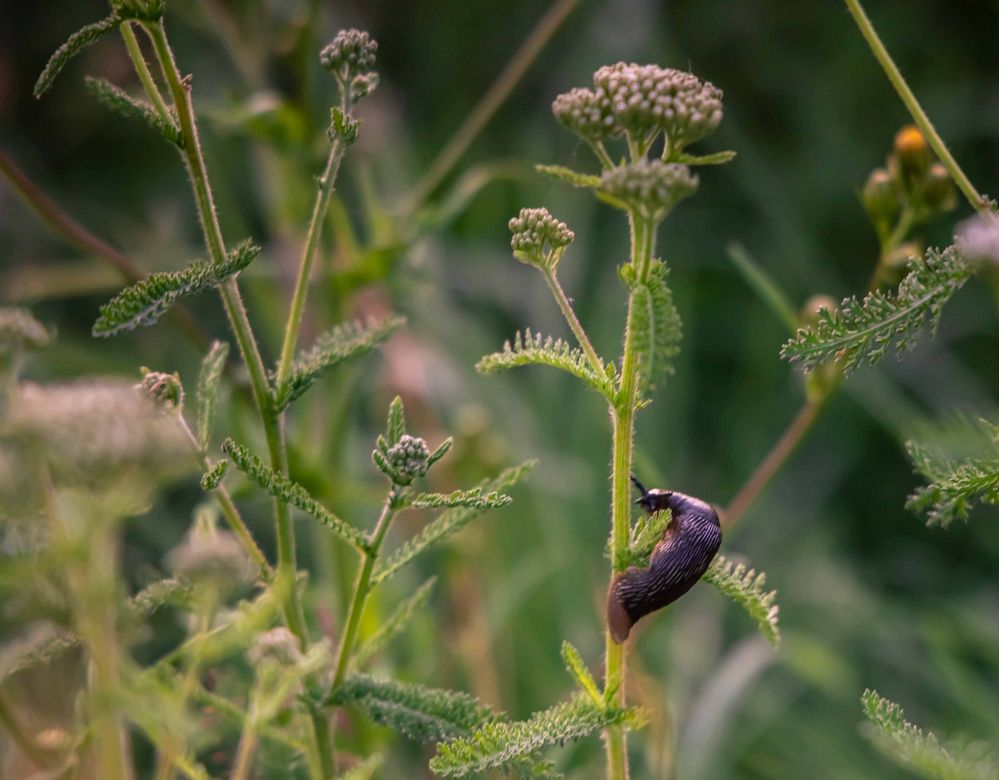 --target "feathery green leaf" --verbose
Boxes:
[560,641,602,705]
[781,246,974,374]
[373,460,535,585]
[623,509,671,569]
[430,694,645,778]
[273,316,404,411]
[353,578,436,666]
[703,554,780,646]
[670,150,737,166]
[222,437,368,552]
[85,76,182,145]
[626,259,682,396]
[386,394,407,446]
[93,239,260,337]
[905,441,999,527]
[200,459,229,491]
[861,689,998,780]
[476,329,614,398]
[407,488,512,511]
[535,164,602,189]
[196,340,229,452]
[34,14,120,98]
